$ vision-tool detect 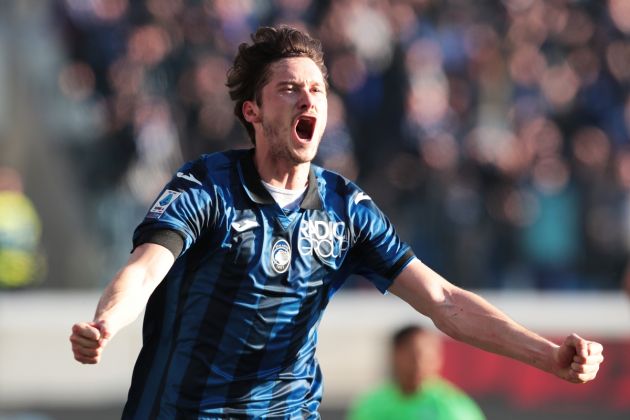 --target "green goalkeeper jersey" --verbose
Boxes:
[347,378,486,420]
